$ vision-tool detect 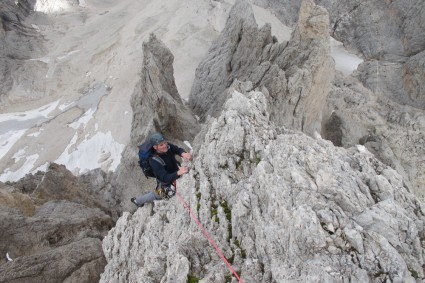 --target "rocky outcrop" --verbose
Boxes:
[253,0,425,108]
[130,33,200,145]
[189,0,270,121]
[254,0,425,60]
[0,0,45,107]
[0,163,114,283]
[403,51,425,108]
[272,0,334,135]
[189,0,334,136]
[111,33,200,213]
[322,0,425,111]
[250,0,425,200]
[323,73,425,201]
[354,52,425,110]
[101,85,425,282]
[326,0,425,60]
